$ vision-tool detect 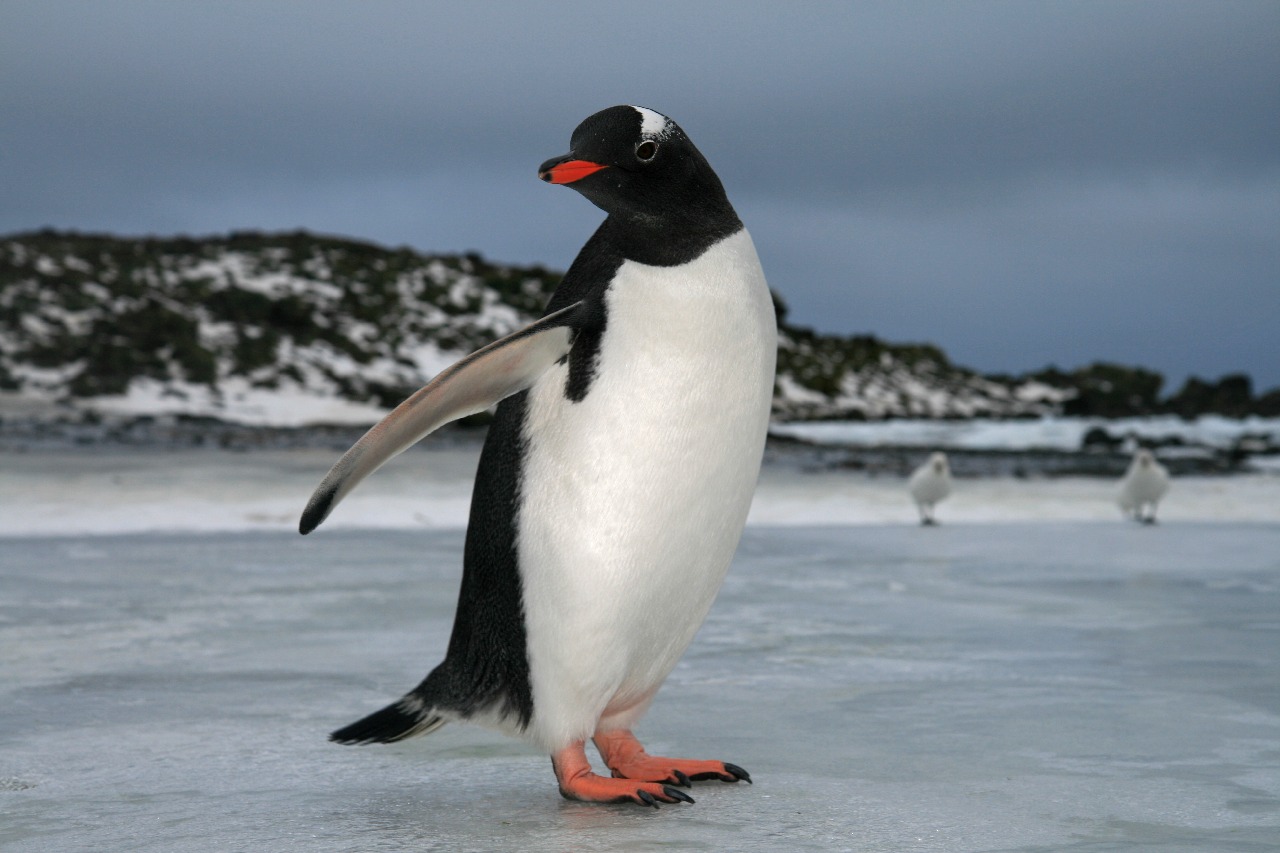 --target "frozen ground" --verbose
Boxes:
[2,449,1279,851]
[3,445,1280,537]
